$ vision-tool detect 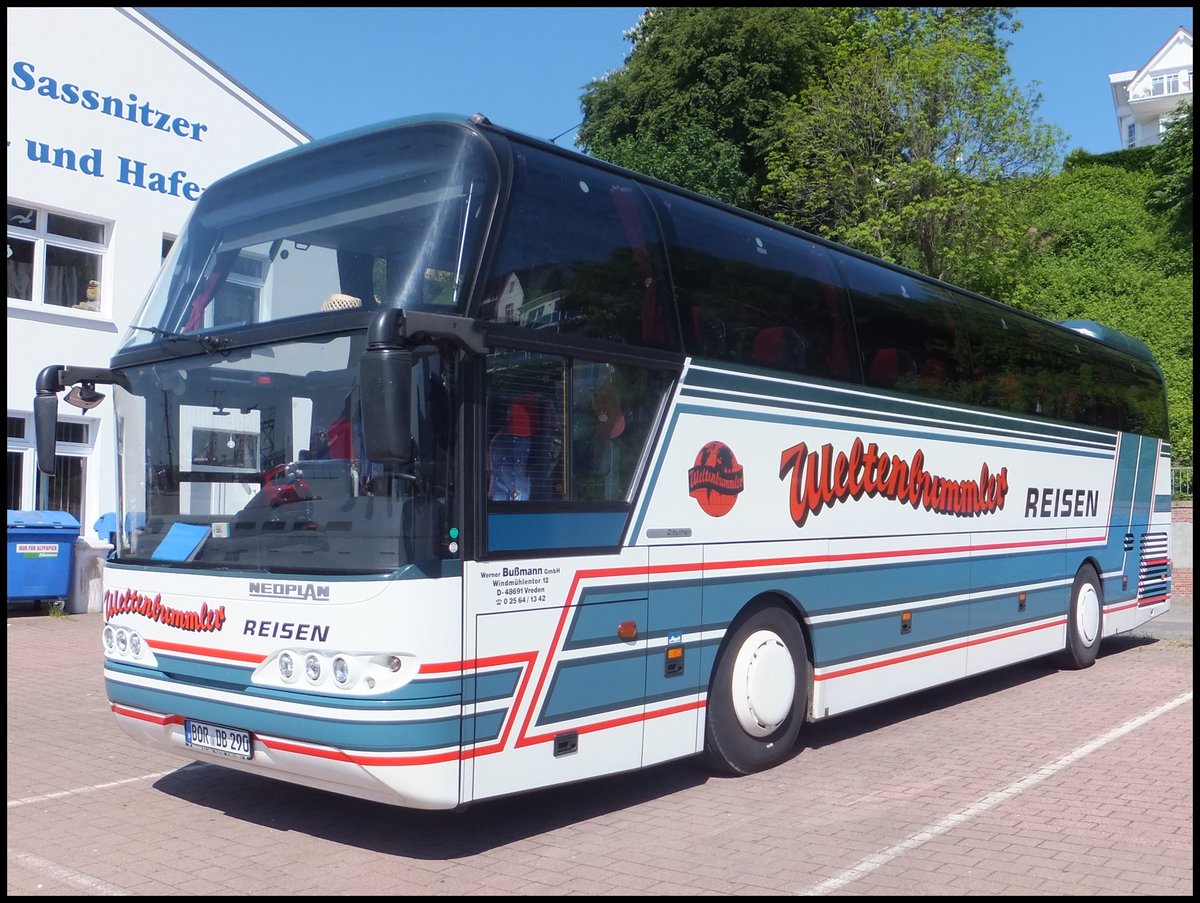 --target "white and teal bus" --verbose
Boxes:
[35,113,1173,810]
